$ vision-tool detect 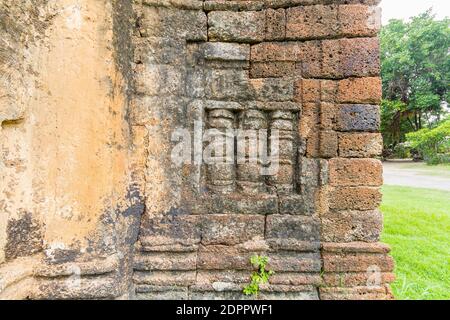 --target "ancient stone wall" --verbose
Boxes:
[0,0,394,300]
